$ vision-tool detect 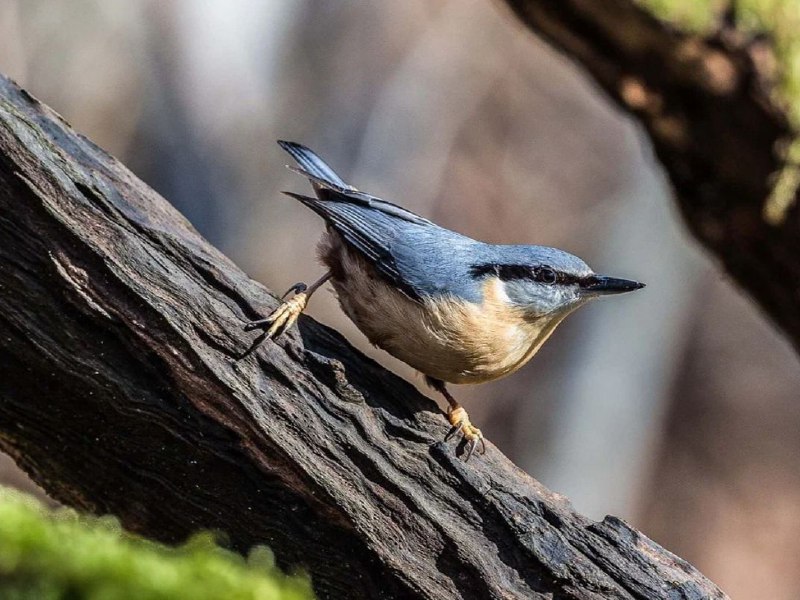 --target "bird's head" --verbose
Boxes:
[470,245,644,320]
